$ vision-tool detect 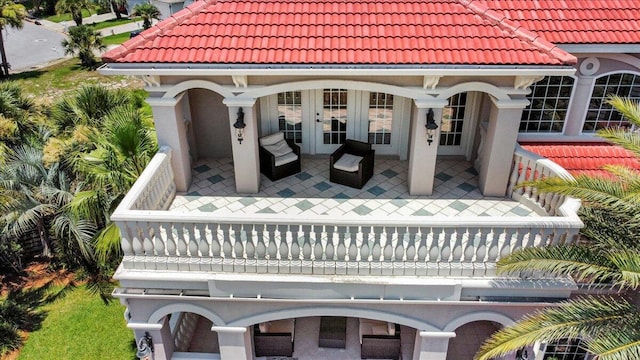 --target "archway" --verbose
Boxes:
[446,320,502,360]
